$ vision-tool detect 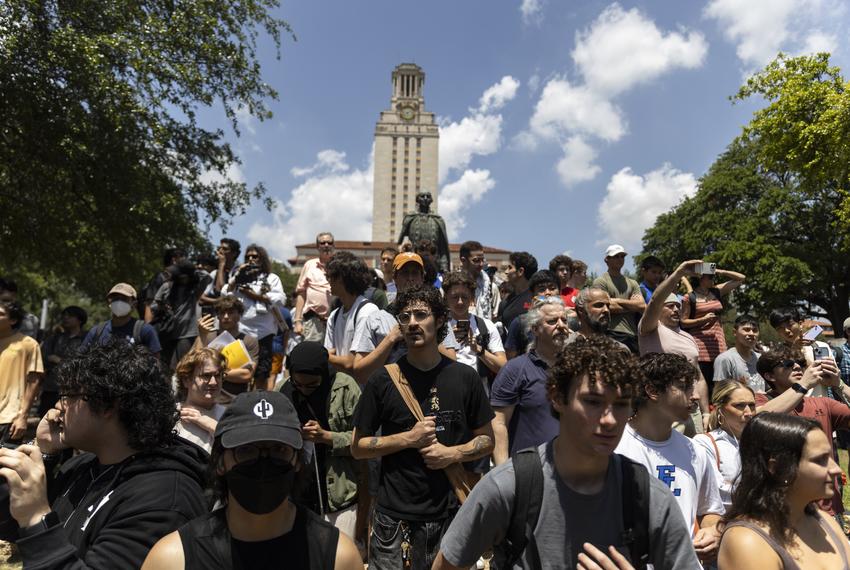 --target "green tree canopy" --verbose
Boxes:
[640,138,850,329]
[0,1,290,308]
[734,52,850,228]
